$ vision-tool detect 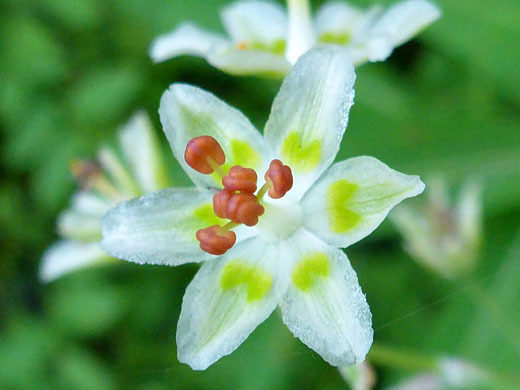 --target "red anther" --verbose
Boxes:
[222,166,258,194]
[213,189,234,219]
[264,159,293,199]
[184,136,225,174]
[196,225,236,255]
[225,193,265,226]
